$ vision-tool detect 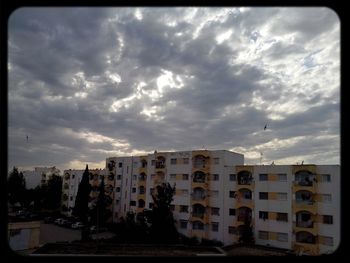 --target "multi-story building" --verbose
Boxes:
[61,168,112,220]
[22,166,61,189]
[61,150,340,255]
[228,164,340,255]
